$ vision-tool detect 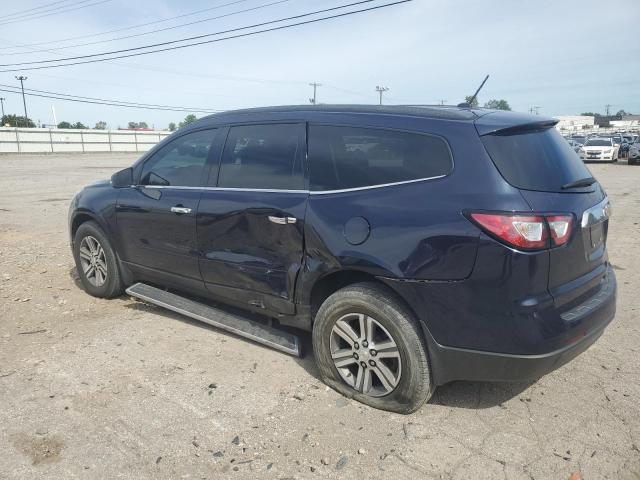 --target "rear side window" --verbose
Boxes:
[308,126,452,191]
[481,127,592,192]
[217,124,304,190]
[140,129,216,187]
